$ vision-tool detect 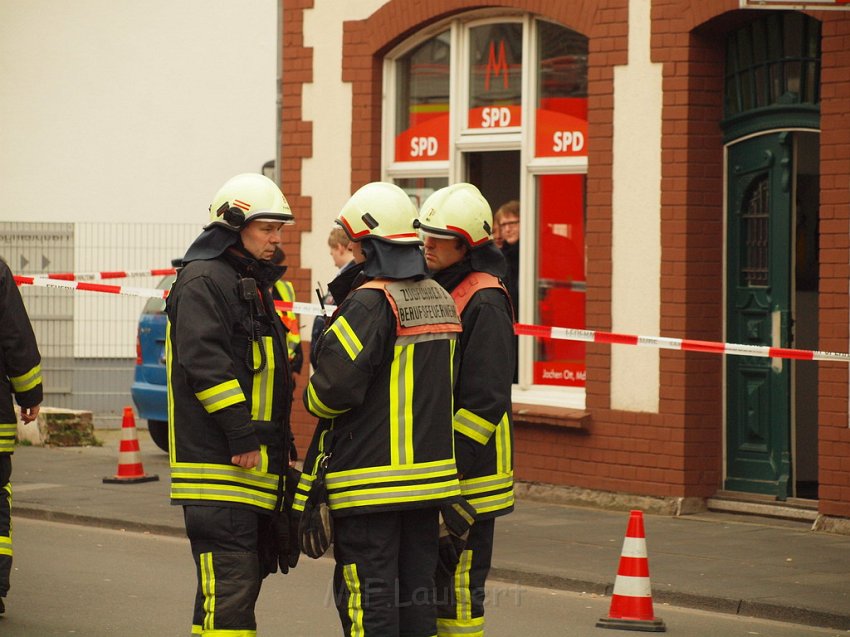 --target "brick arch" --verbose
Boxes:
[341,0,615,193]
